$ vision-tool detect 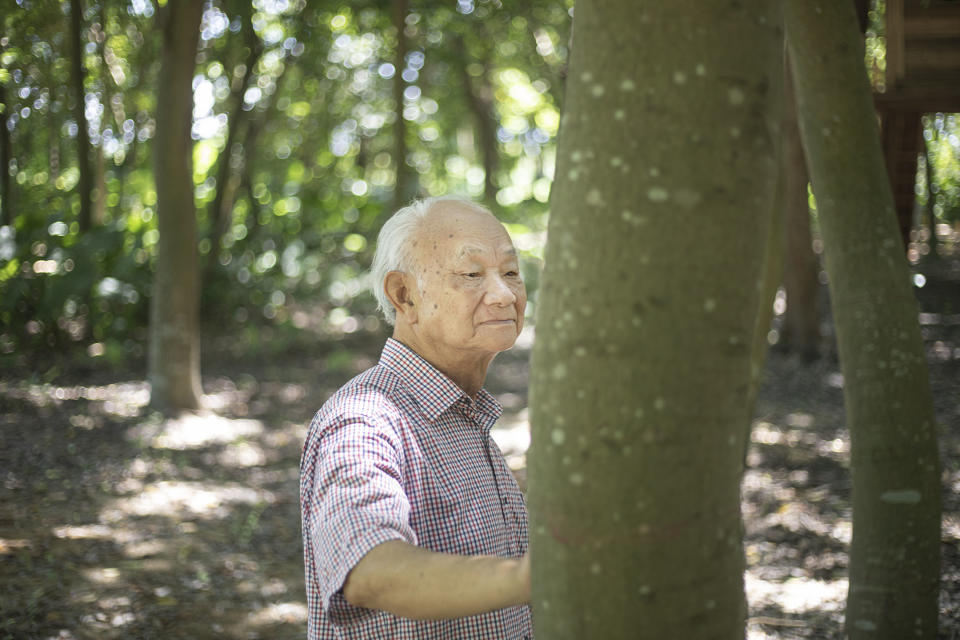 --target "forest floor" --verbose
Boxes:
[1,256,959,639]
